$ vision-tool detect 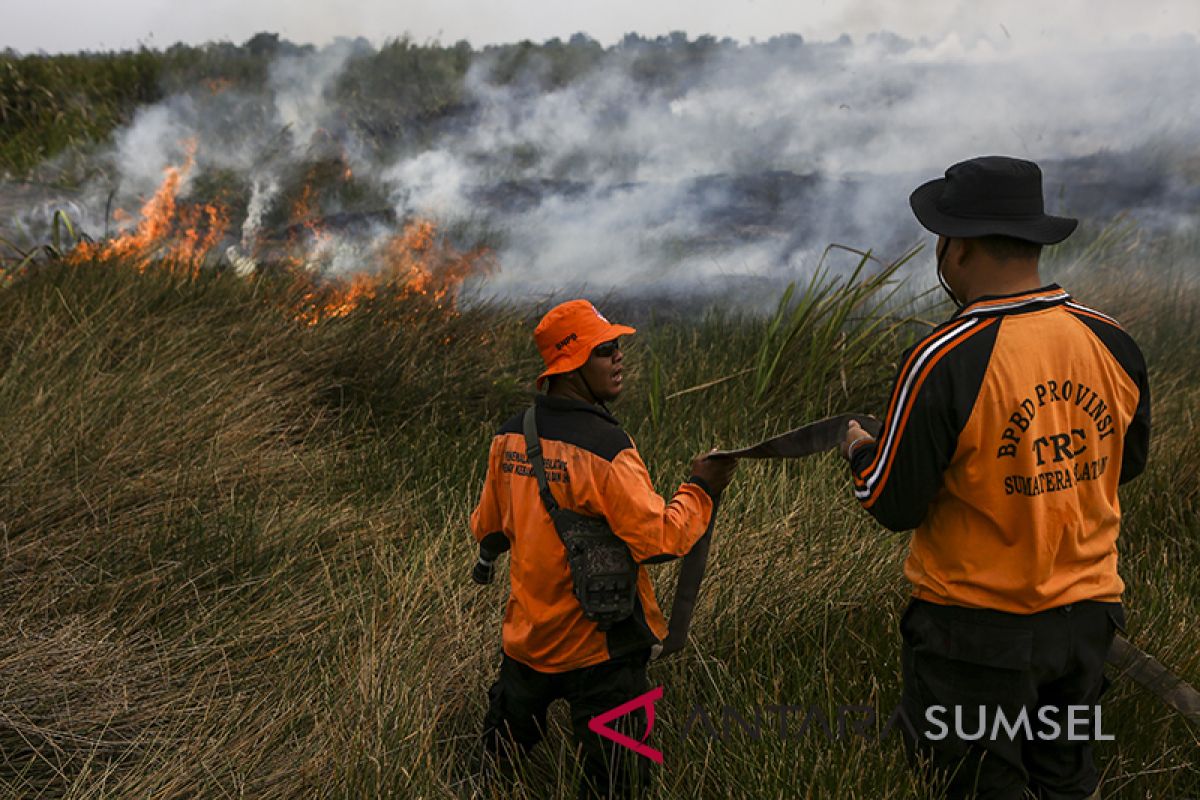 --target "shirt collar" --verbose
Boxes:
[536,393,621,426]
[954,284,1071,319]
